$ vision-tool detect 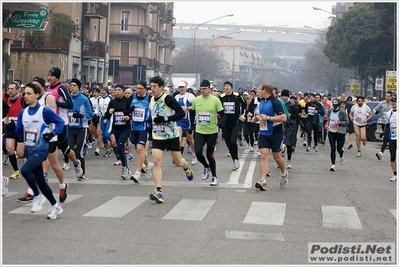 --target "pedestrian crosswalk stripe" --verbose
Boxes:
[244,202,286,225]
[226,159,244,185]
[9,194,83,215]
[163,199,215,221]
[321,205,362,229]
[83,196,147,218]
[226,230,284,241]
[389,209,397,219]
